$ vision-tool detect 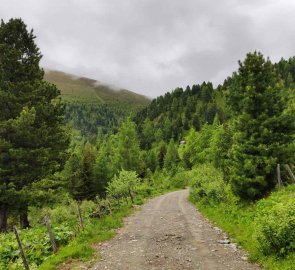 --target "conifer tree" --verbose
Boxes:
[0,18,69,229]
[157,141,167,169]
[93,137,118,197]
[117,118,141,172]
[141,118,154,149]
[65,151,84,201]
[164,139,180,173]
[227,52,295,200]
[65,142,97,201]
[145,149,158,173]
